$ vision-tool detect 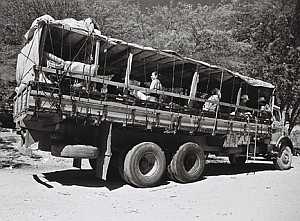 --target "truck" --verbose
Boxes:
[14,15,294,187]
